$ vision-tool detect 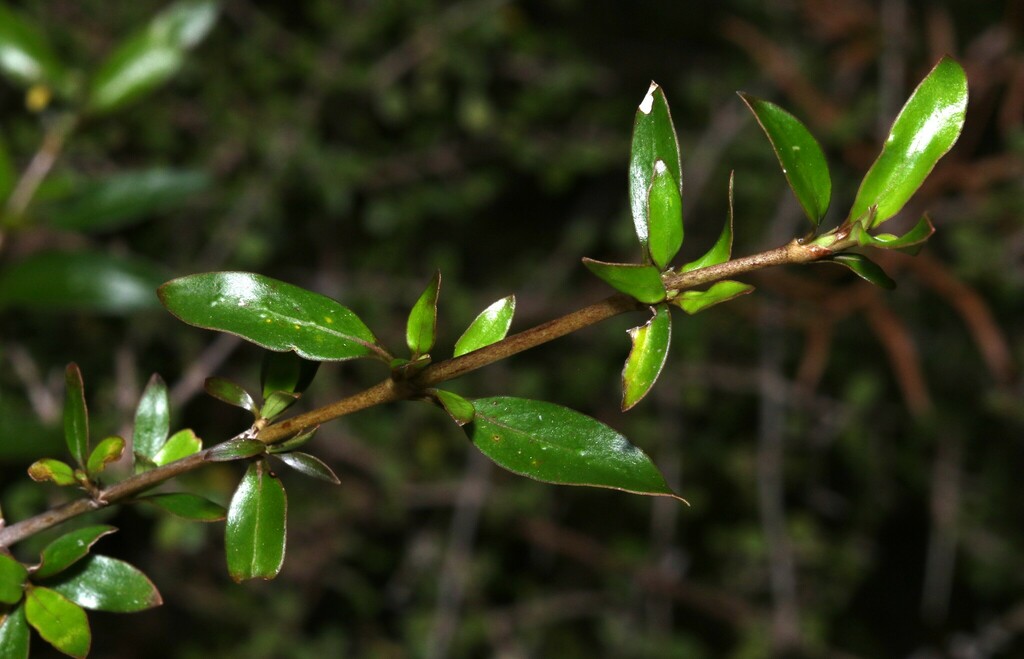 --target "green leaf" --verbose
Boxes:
[0,554,28,604]
[0,6,66,88]
[273,452,340,485]
[24,587,90,658]
[468,397,683,500]
[739,94,831,227]
[621,305,672,411]
[0,250,166,314]
[34,526,117,580]
[0,131,15,204]
[46,555,162,612]
[825,253,896,289]
[205,438,266,462]
[63,364,89,468]
[647,160,684,269]
[582,259,666,304]
[629,82,682,257]
[266,427,317,455]
[260,351,319,400]
[87,0,218,115]
[432,389,475,426]
[133,374,169,462]
[27,459,76,486]
[850,57,968,226]
[682,172,735,272]
[85,437,124,477]
[204,377,258,416]
[0,604,30,659]
[853,214,935,253]
[671,280,755,315]
[406,271,441,358]
[260,392,299,421]
[226,461,287,582]
[42,169,210,233]
[390,355,431,380]
[138,493,226,522]
[152,429,202,466]
[453,295,515,357]
[159,272,385,362]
